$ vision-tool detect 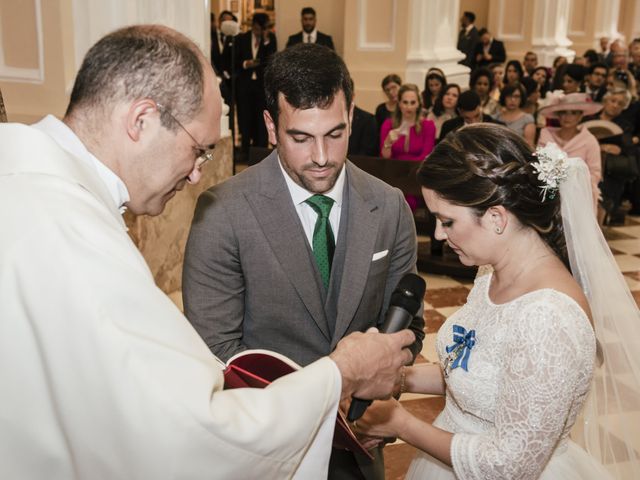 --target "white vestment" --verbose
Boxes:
[0,122,340,479]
